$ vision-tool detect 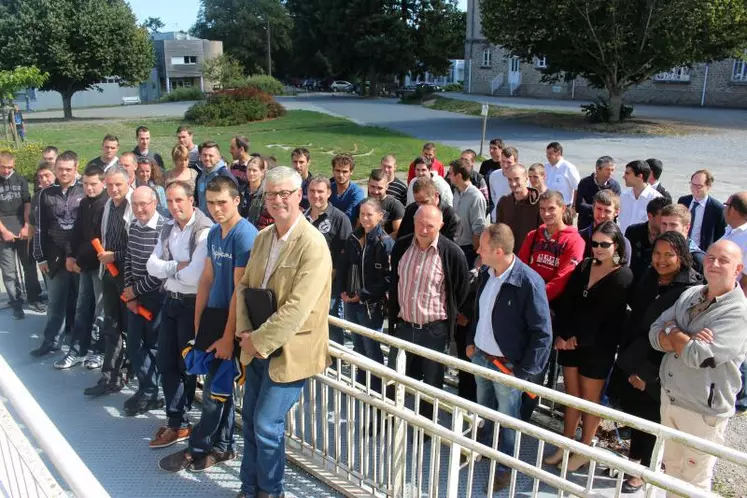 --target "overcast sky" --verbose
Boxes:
[127,0,468,33]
